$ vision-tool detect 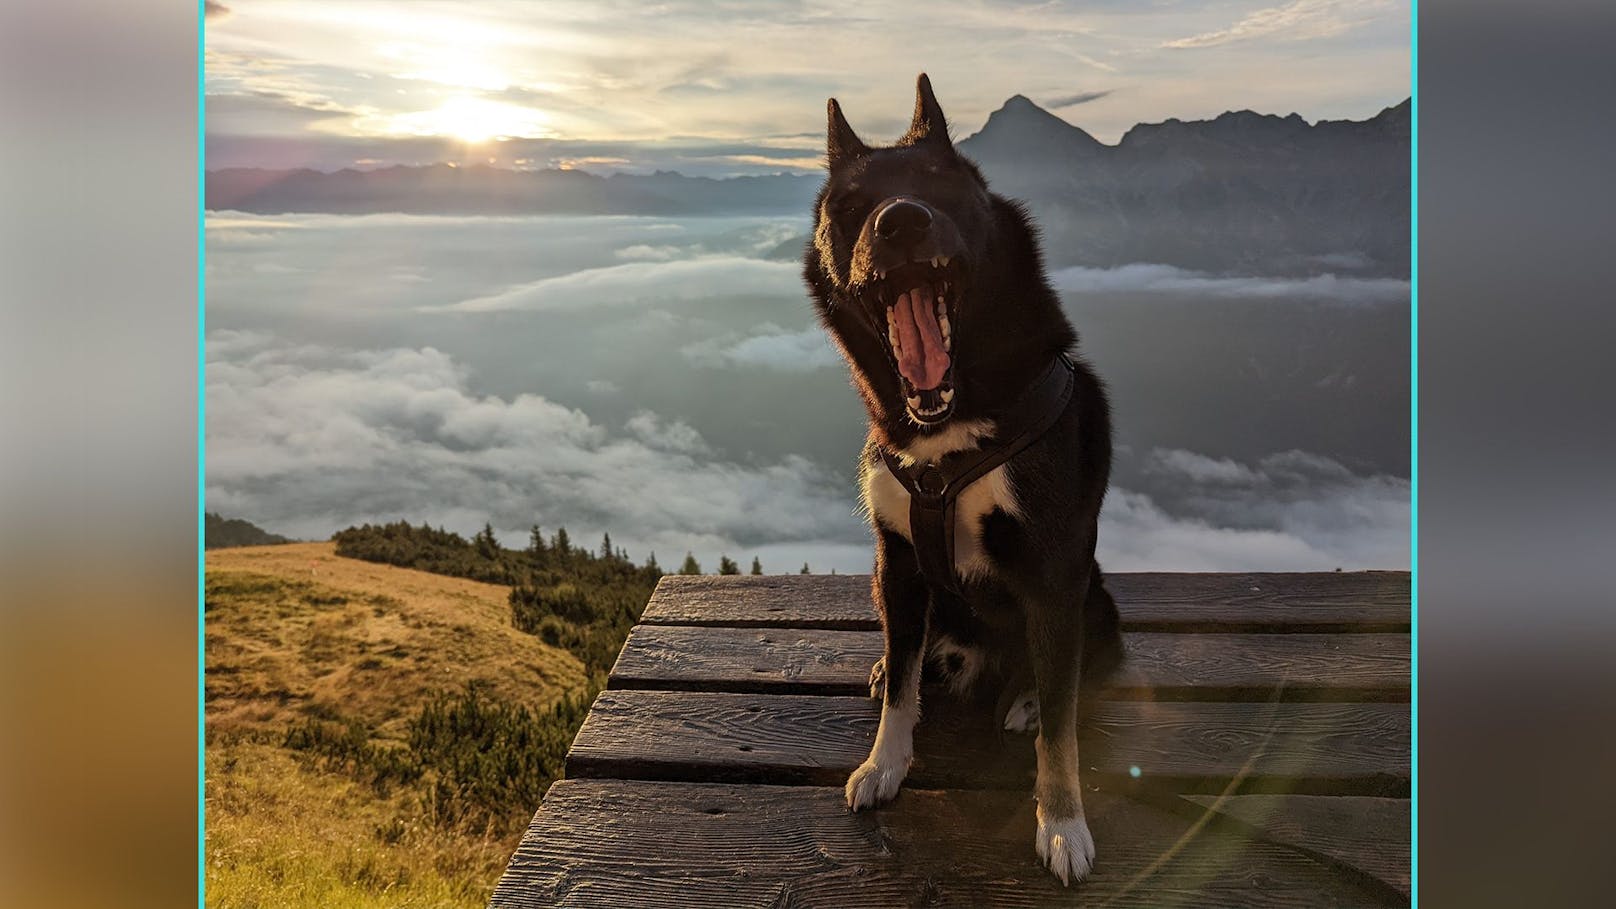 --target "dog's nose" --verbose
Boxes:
[874,200,932,247]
